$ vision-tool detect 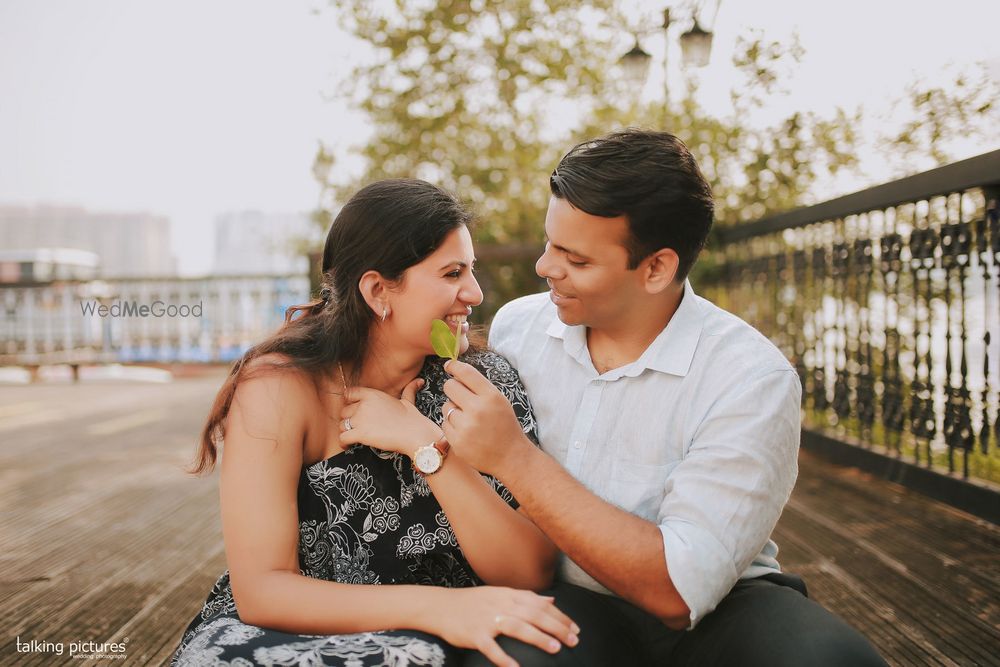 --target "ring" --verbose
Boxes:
[445,407,458,421]
[343,418,353,431]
